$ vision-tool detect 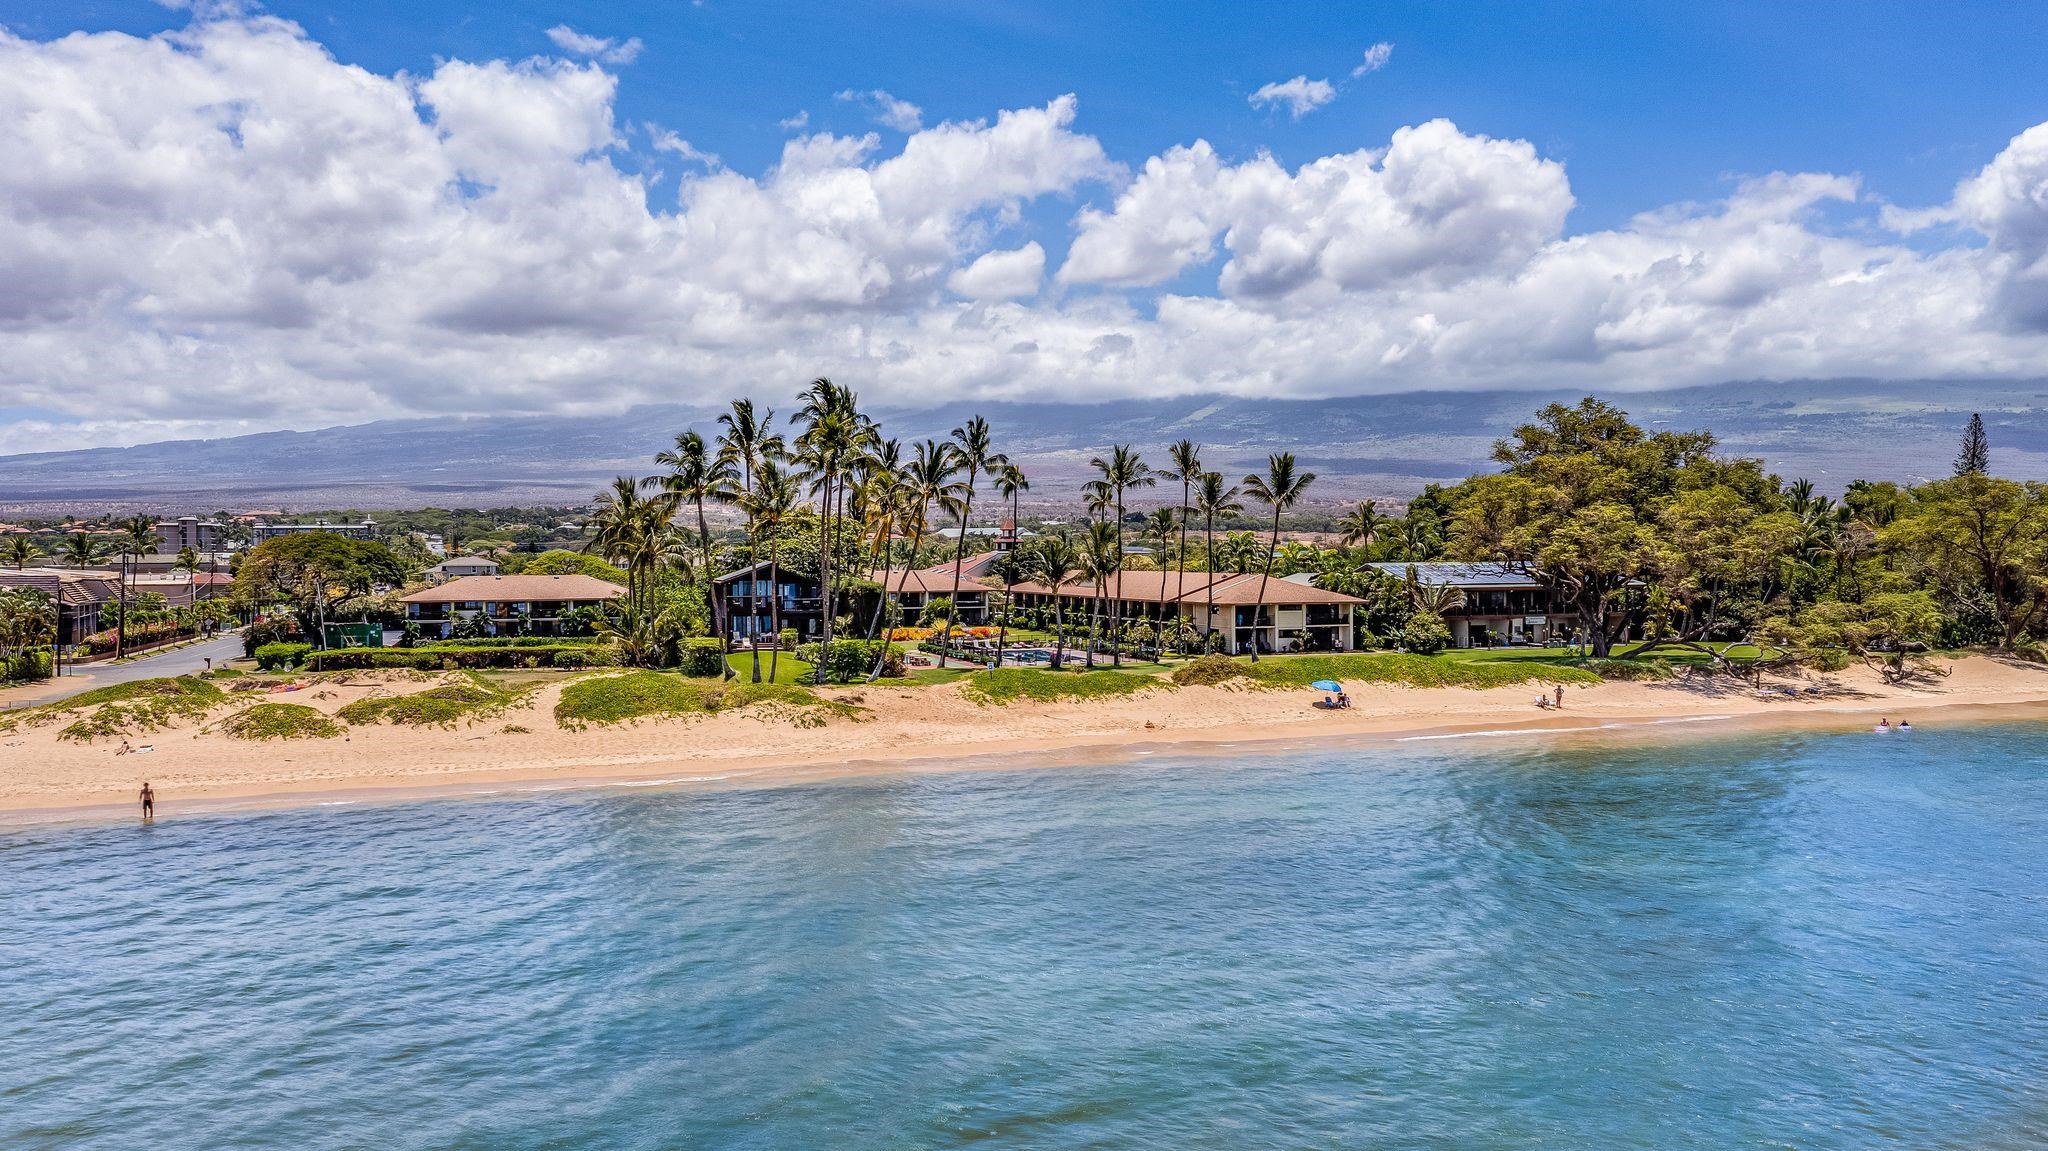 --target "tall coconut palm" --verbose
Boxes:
[871,438,963,680]
[587,476,666,623]
[991,461,1029,668]
[5,535,39,569]
[1163,440,1203,654]
[115,515,155,659]
[936,416,1007,669]
[747,458,800,683]
[1079,520,1121,670]
[716,400,785,682]
[1337,499,1388,553]
[794,379,868,684]
[1195,472,1242,653]
[852,437,904,644]
[653,429,736,670]
[1029,532,1081,670]
[1241,453,1316,662]
[1087,445,1154,668]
